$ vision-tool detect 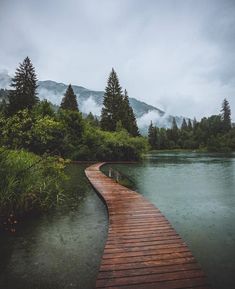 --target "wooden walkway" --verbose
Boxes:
[85,163,211,289]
